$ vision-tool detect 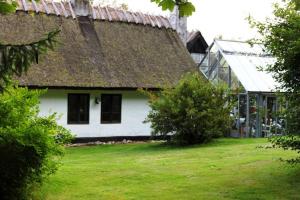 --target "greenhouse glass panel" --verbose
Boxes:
[198,39,283,138]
